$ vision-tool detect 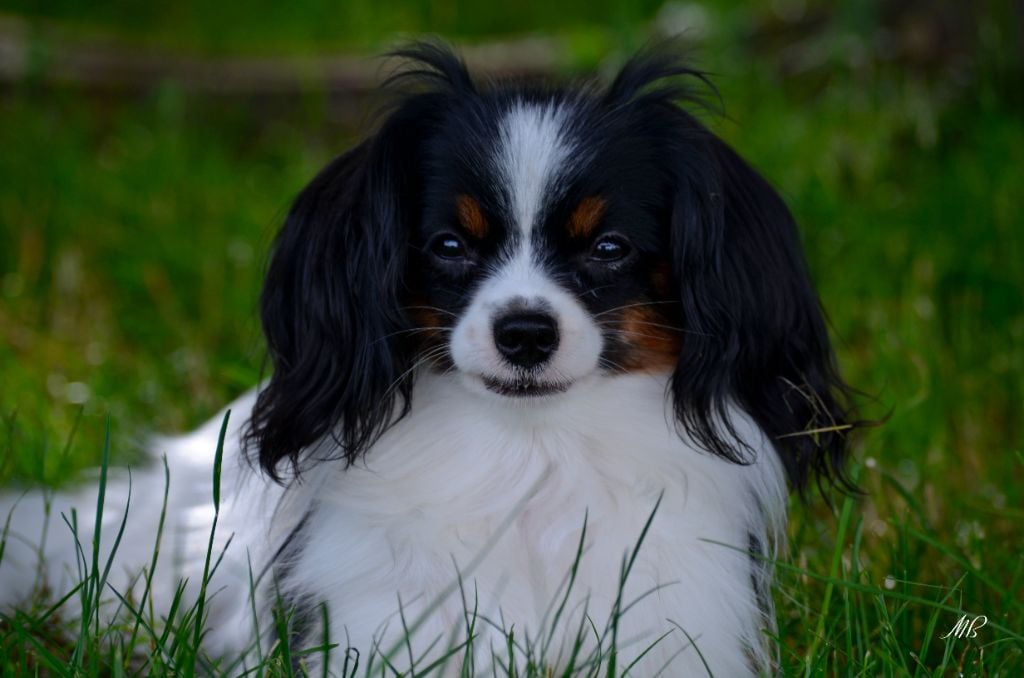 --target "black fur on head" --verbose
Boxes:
[245,40,862,491]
